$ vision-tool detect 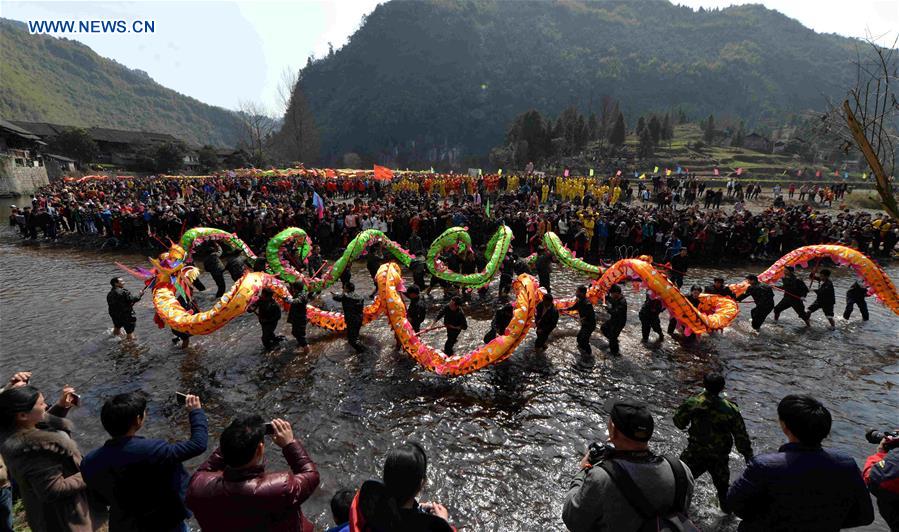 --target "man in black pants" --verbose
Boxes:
[483,298,514,343]
[333,281,366,352]
[601,284,627,356]
[534,293,559,351]
[736,274,775,330]
[203,243,227,298]
[432,296,467,356]
[772,266,810,326]
[844,281,869,321]
[107,277,142,340]
[639,292,664,342]
[563,285,597,360]
[287,282,309,355]
[248,288,283,350]
[807,269,836,329]
[404,285,427,333]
